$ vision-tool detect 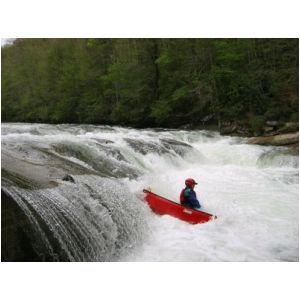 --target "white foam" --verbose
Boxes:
[2,123,298,261]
